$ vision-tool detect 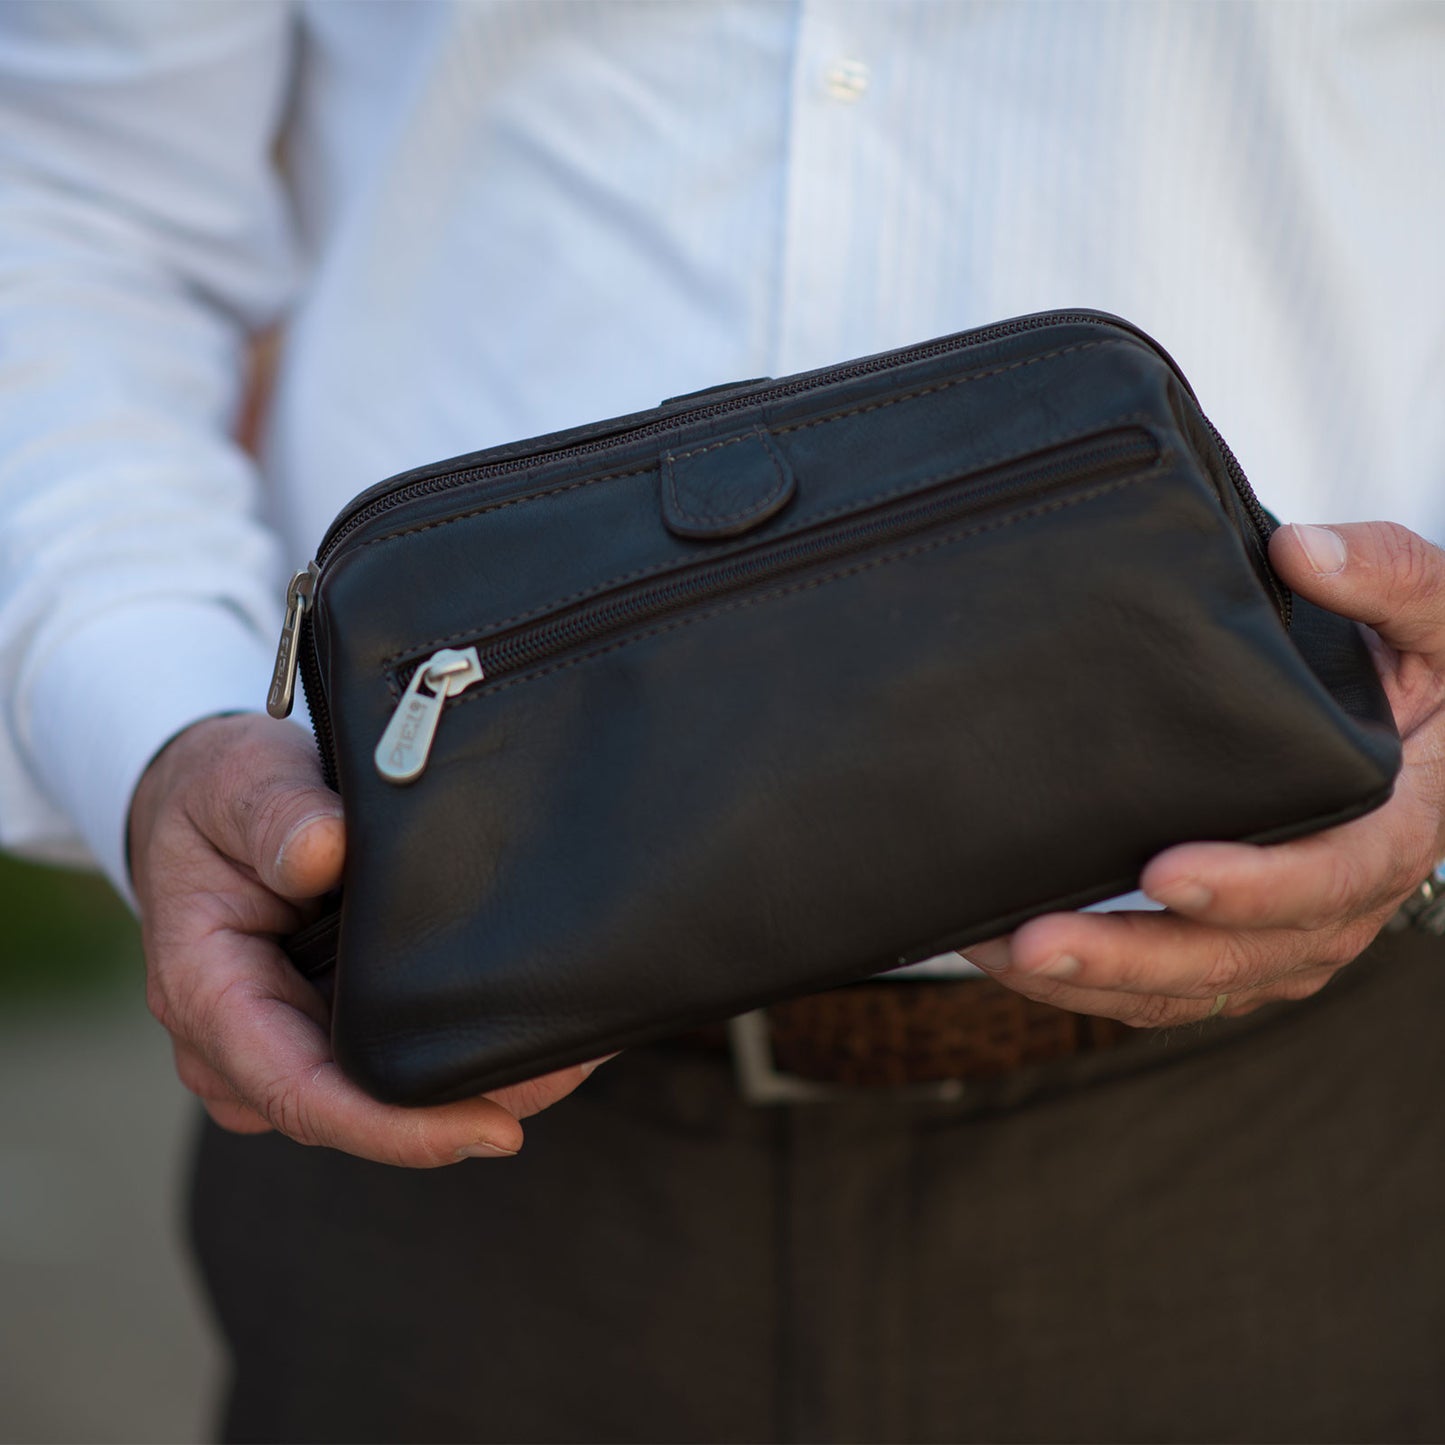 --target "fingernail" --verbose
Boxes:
[580,1052,620,1076]
[1148,879,1214,912]
[275,809,344,873]
[956,946,1009,973]
[1030,953,1081,980]
[1294,524,1346,576]
[455,1141,519,1160]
